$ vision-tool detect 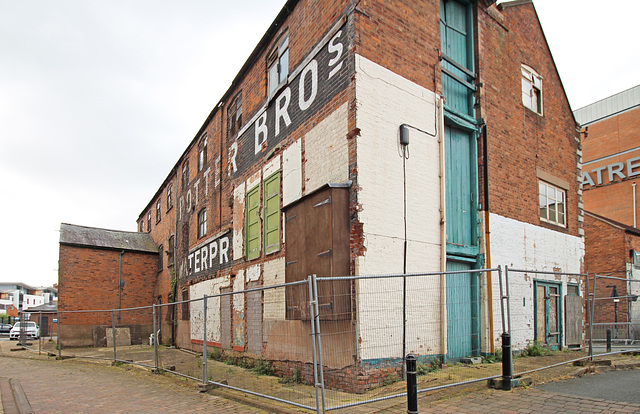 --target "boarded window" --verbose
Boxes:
[284,184,351,320]
[263,172,281,255]
[246,186,261,260]
[181,290,189,321]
